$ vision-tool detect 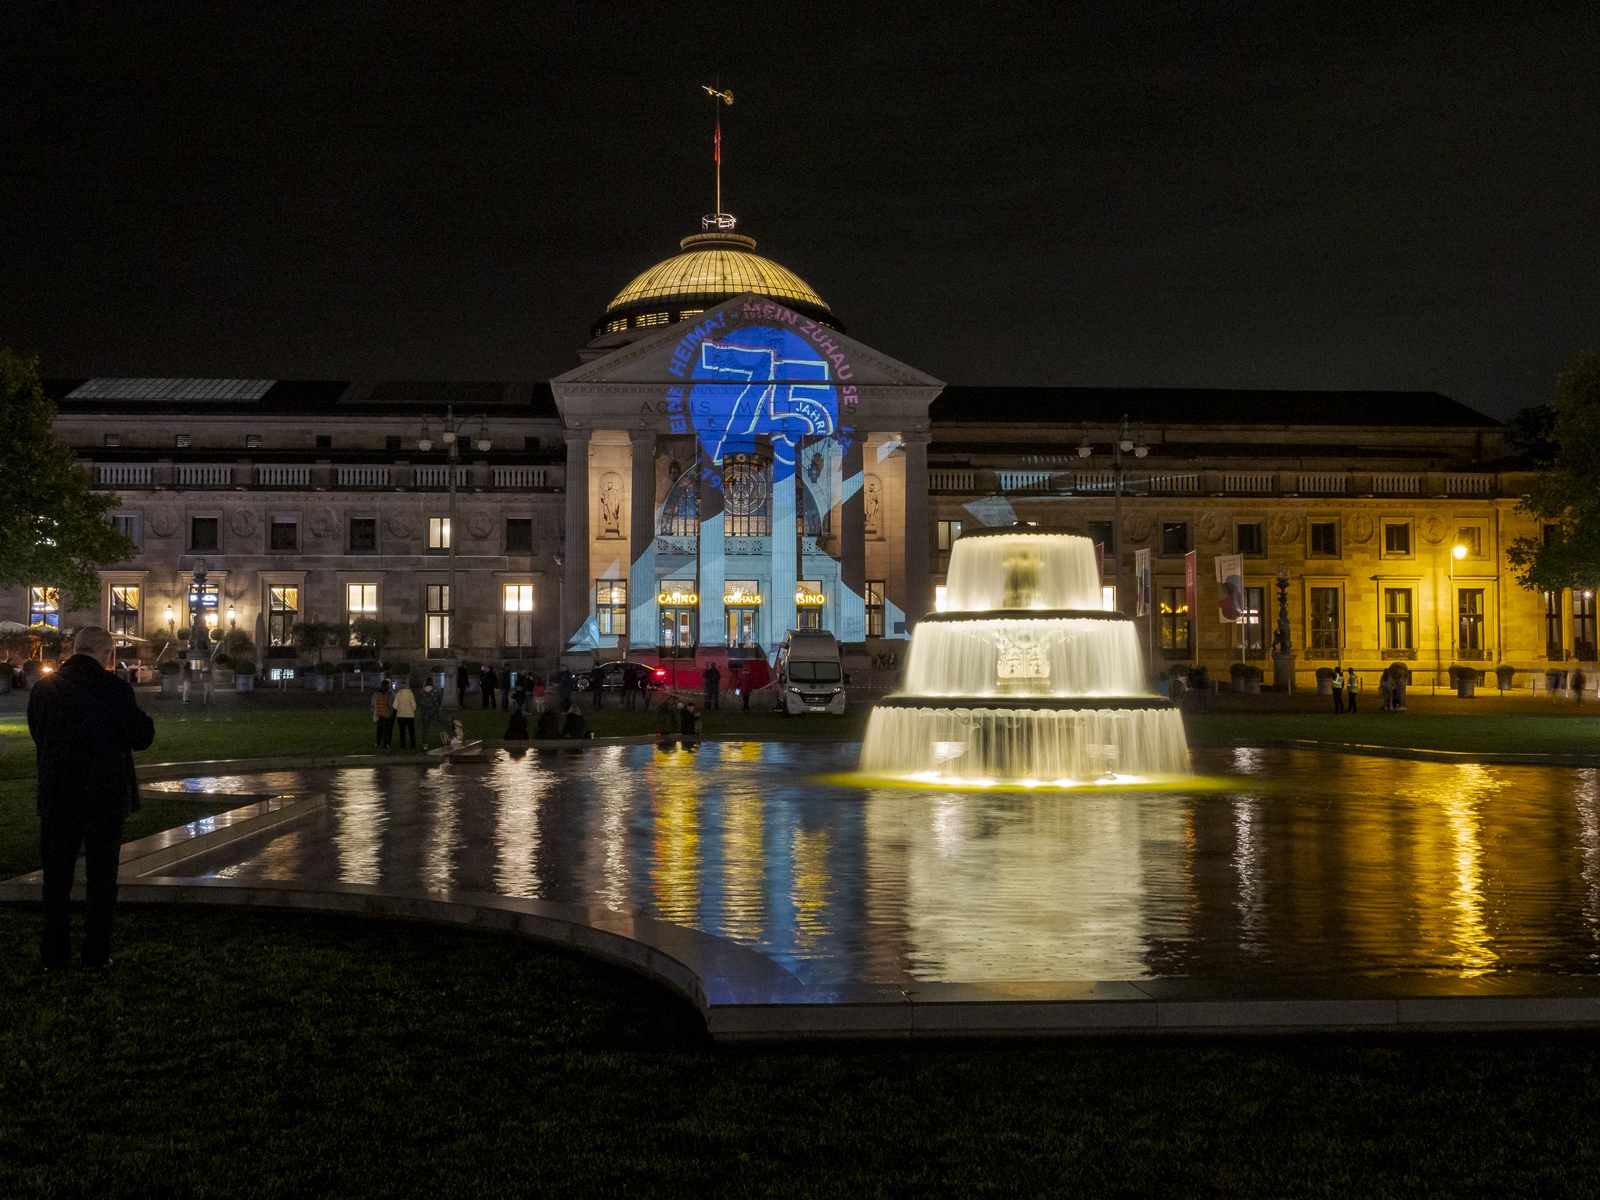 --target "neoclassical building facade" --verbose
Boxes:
[8,218,1572,687]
